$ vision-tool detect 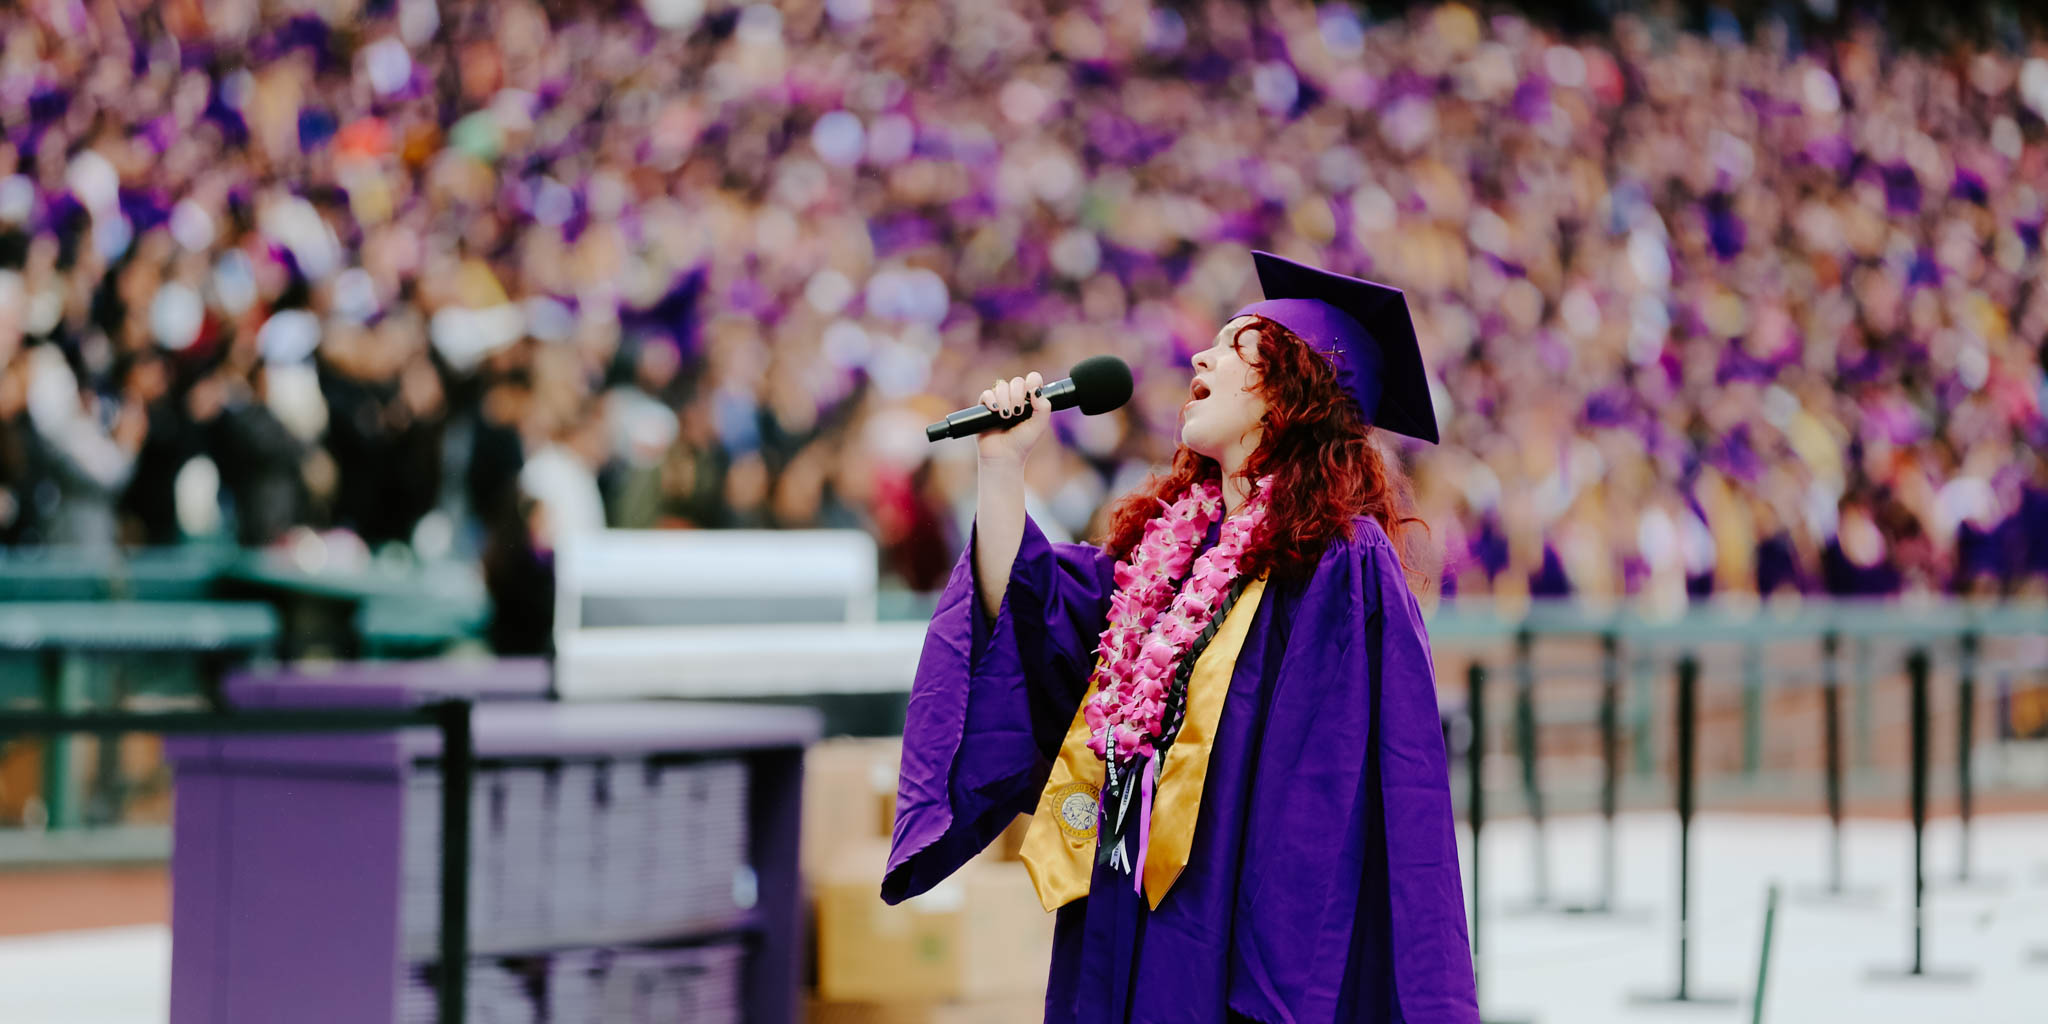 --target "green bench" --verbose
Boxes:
[0,601,279,831]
